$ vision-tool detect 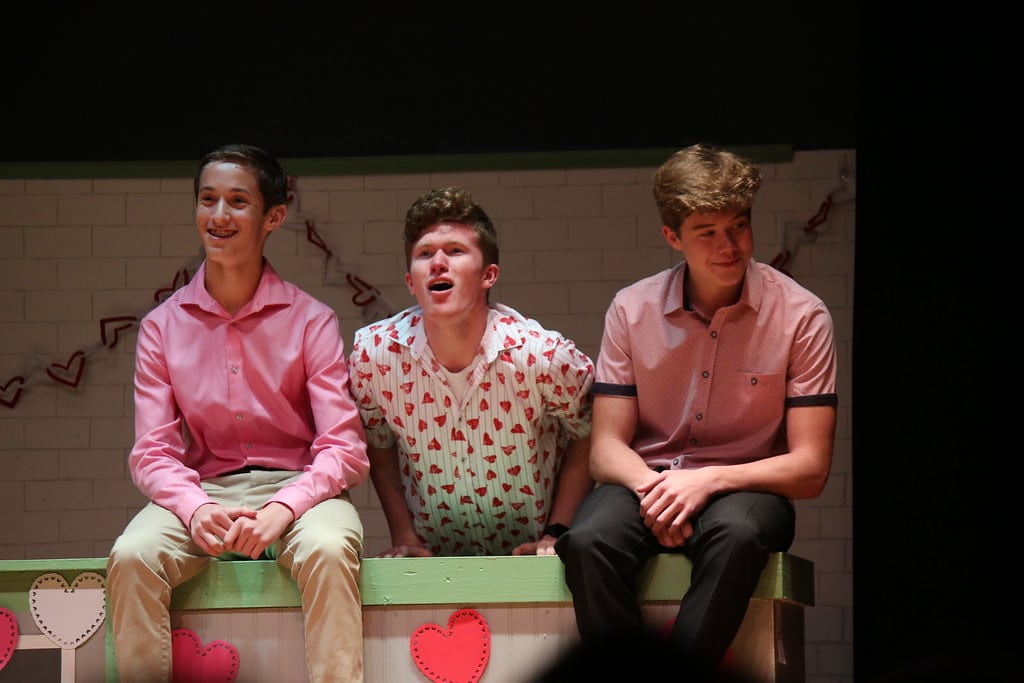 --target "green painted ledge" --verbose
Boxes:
[0,145,794,179]
[0,552,813,611]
